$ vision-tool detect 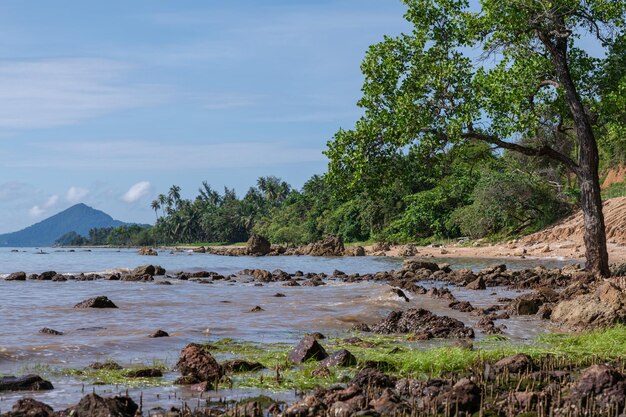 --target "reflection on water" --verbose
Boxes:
[0,248,576,411]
